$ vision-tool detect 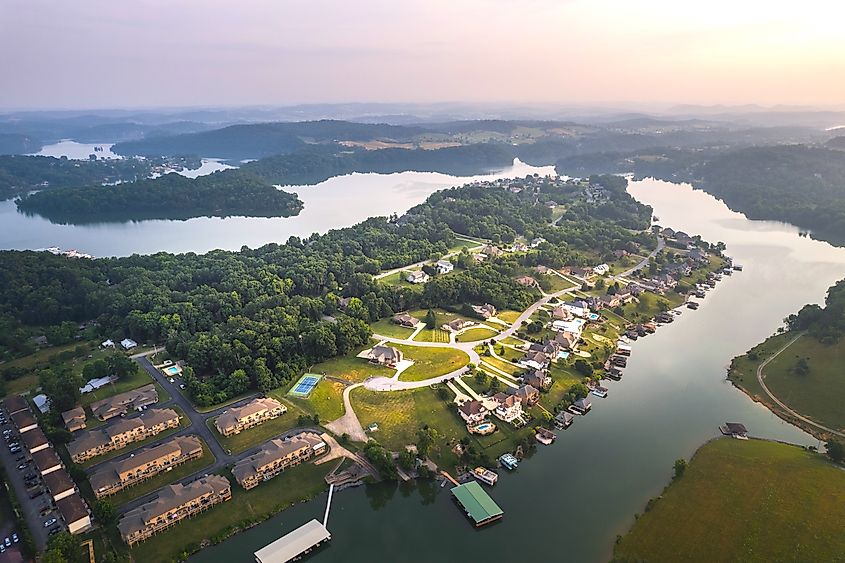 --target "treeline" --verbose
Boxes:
[0,155,160,200]
[787,279,845,344]
[15,169,303,223]
[0,174,649,406]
